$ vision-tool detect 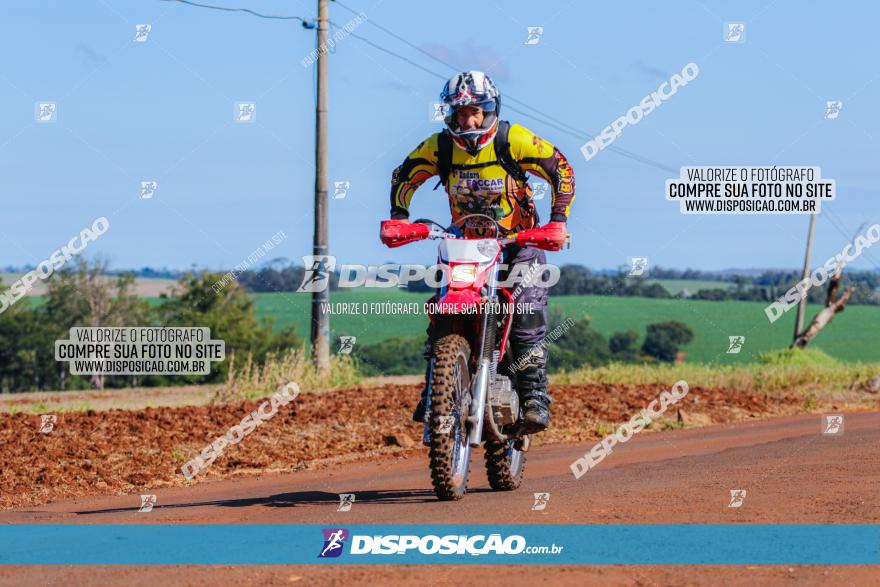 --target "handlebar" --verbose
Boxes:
[380,218,568,251]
